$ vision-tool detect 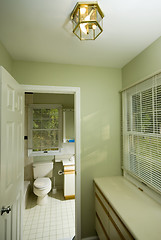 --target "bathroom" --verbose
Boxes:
[23,92,75,240]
